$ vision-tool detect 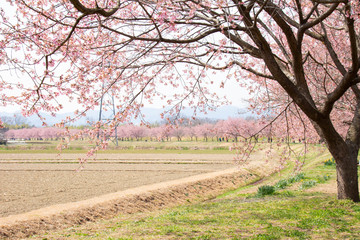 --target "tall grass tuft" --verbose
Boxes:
[257,185,275,197]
